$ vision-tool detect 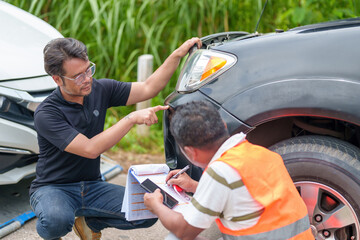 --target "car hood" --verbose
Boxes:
[0,1,63,81]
